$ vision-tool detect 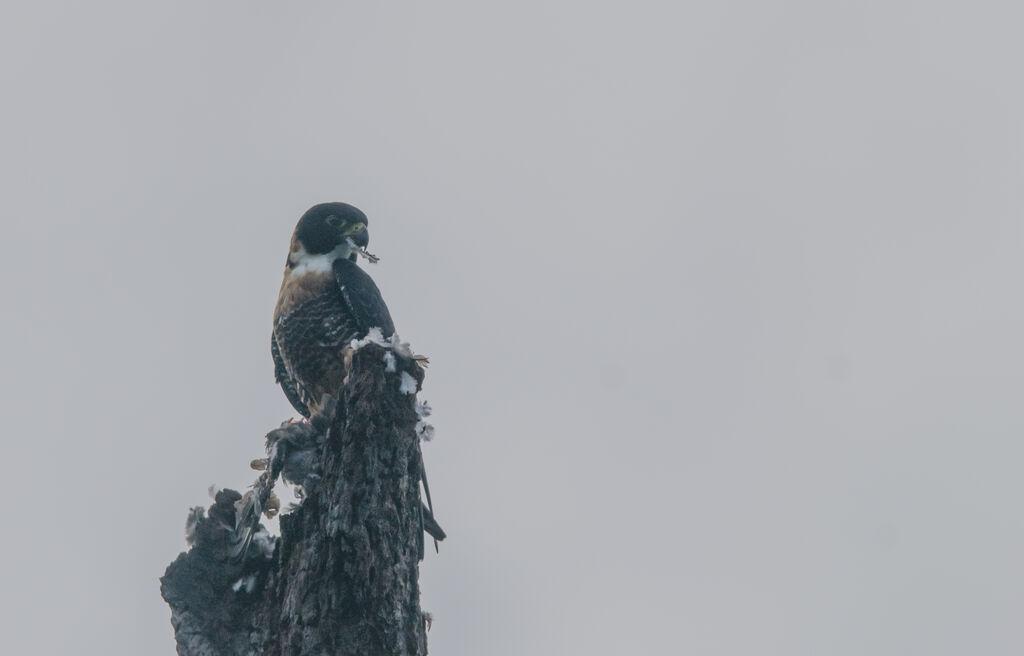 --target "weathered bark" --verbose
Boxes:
[161,345,433,656]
